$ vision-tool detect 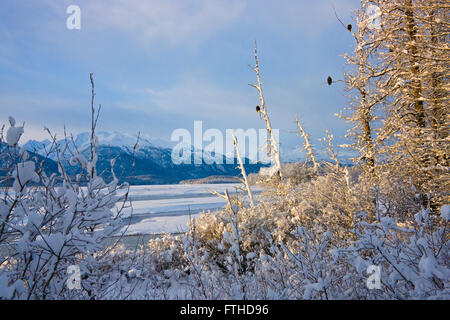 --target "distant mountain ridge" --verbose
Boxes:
[20,131,266,185]
[22,131,158,158]
[0,142,58,185]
